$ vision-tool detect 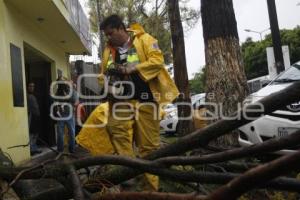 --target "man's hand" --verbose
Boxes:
[117,63,137,75]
